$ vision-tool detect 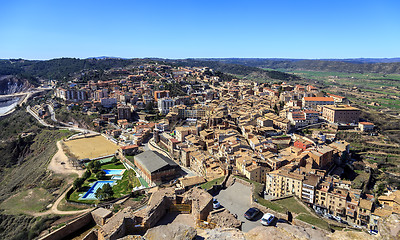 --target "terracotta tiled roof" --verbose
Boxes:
[303,97,334,101]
